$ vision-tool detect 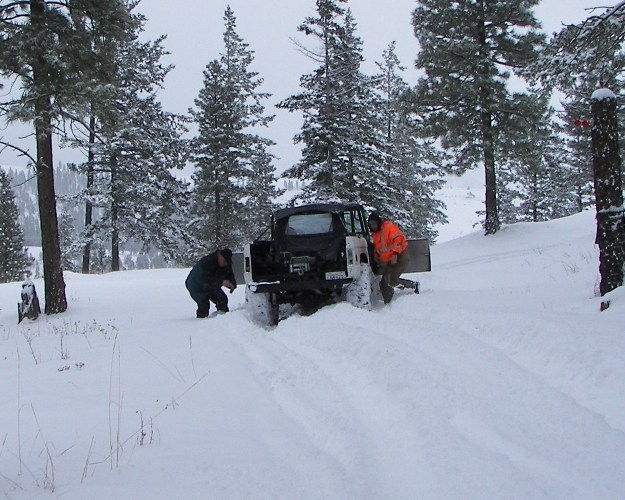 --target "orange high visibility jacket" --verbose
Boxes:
[372,220,408,264]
